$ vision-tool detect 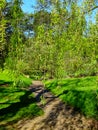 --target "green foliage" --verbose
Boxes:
[0,69,32,88]
[0,87,25,110]
[0,86,43,125]
[1,0,98,79]
[60,91,98,117]
[20,1,98,79]
[0,0,7,68]
[5,0,24,71]
[0,70,43,126]
[0,1,98,126]
[44,76,98,118]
